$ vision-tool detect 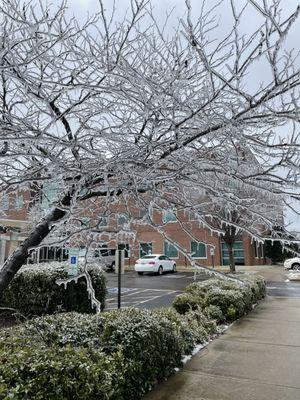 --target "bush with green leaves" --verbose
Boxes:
[0,307,214,400]
[241,275,266,301]
[99,308,186,397]
[7,312,103,348]
[172,293,203,314]
[0,262,106,316]
[186,308,217,336]
[0,343,128,400]
[203,305,225,324]
[204,288,246,320]
[0,275,266,400]
[152,308,198,354]
[173,275,266,323]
